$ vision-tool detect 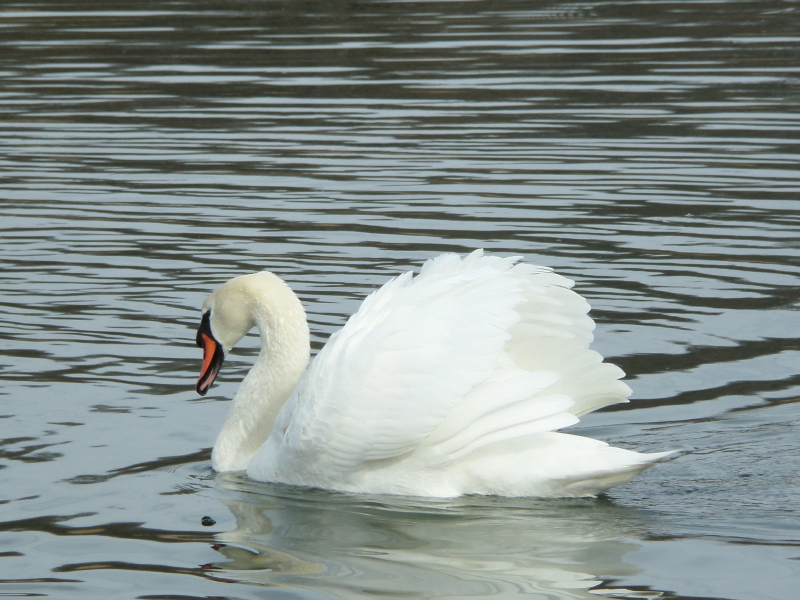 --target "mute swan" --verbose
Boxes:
[196,250,671,497]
